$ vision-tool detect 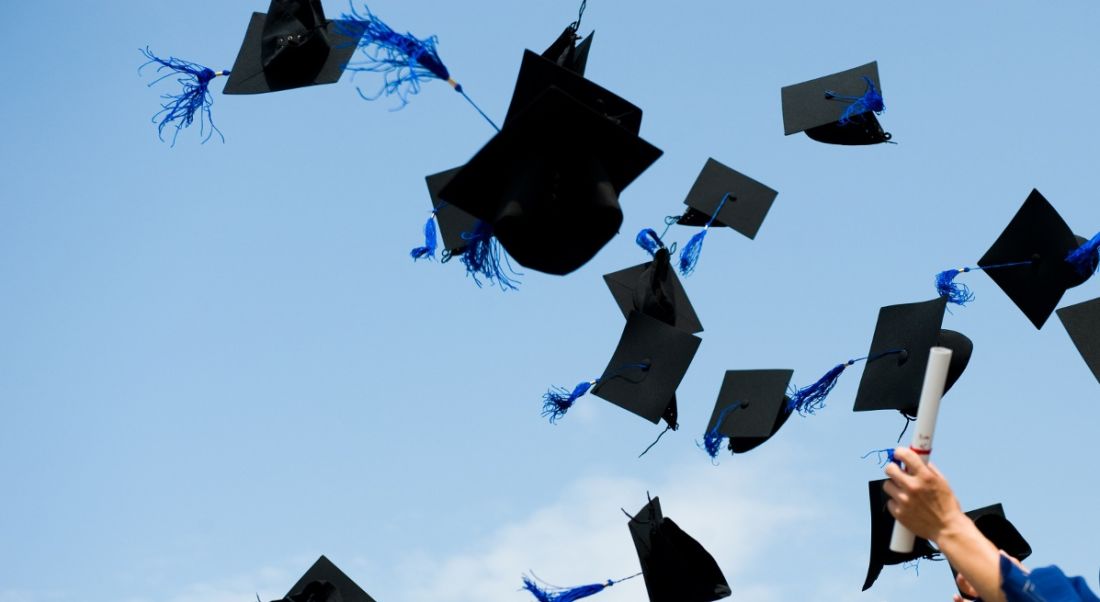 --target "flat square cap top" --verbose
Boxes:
[593,311,702,424]
[223,0,361,95]
[425,167,481,256]
[279,555,377,602]
[864,480,940,591]
[705,370,794,453]
[604,253,704,334]
[979,189,1093,329]
[782,61,882,134]
[1057,297,1100,384]
[676,158,779,240]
